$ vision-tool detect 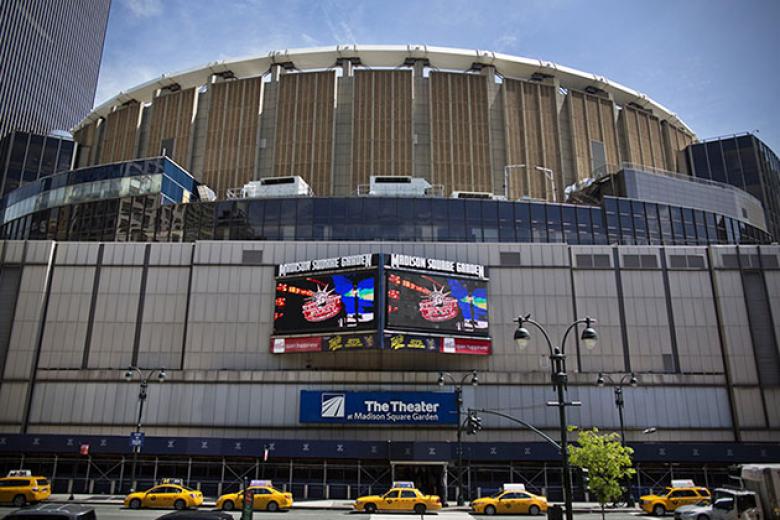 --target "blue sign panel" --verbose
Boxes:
[129,432,145,449]
[300,391,457,425]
